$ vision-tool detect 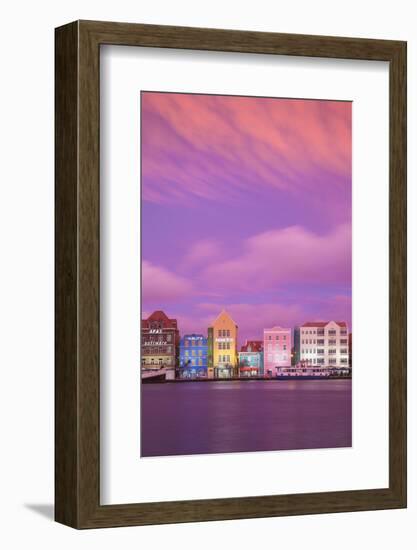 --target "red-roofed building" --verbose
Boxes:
[141,311,179,379]
[238,340,264,377]
[296,321,349,369]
